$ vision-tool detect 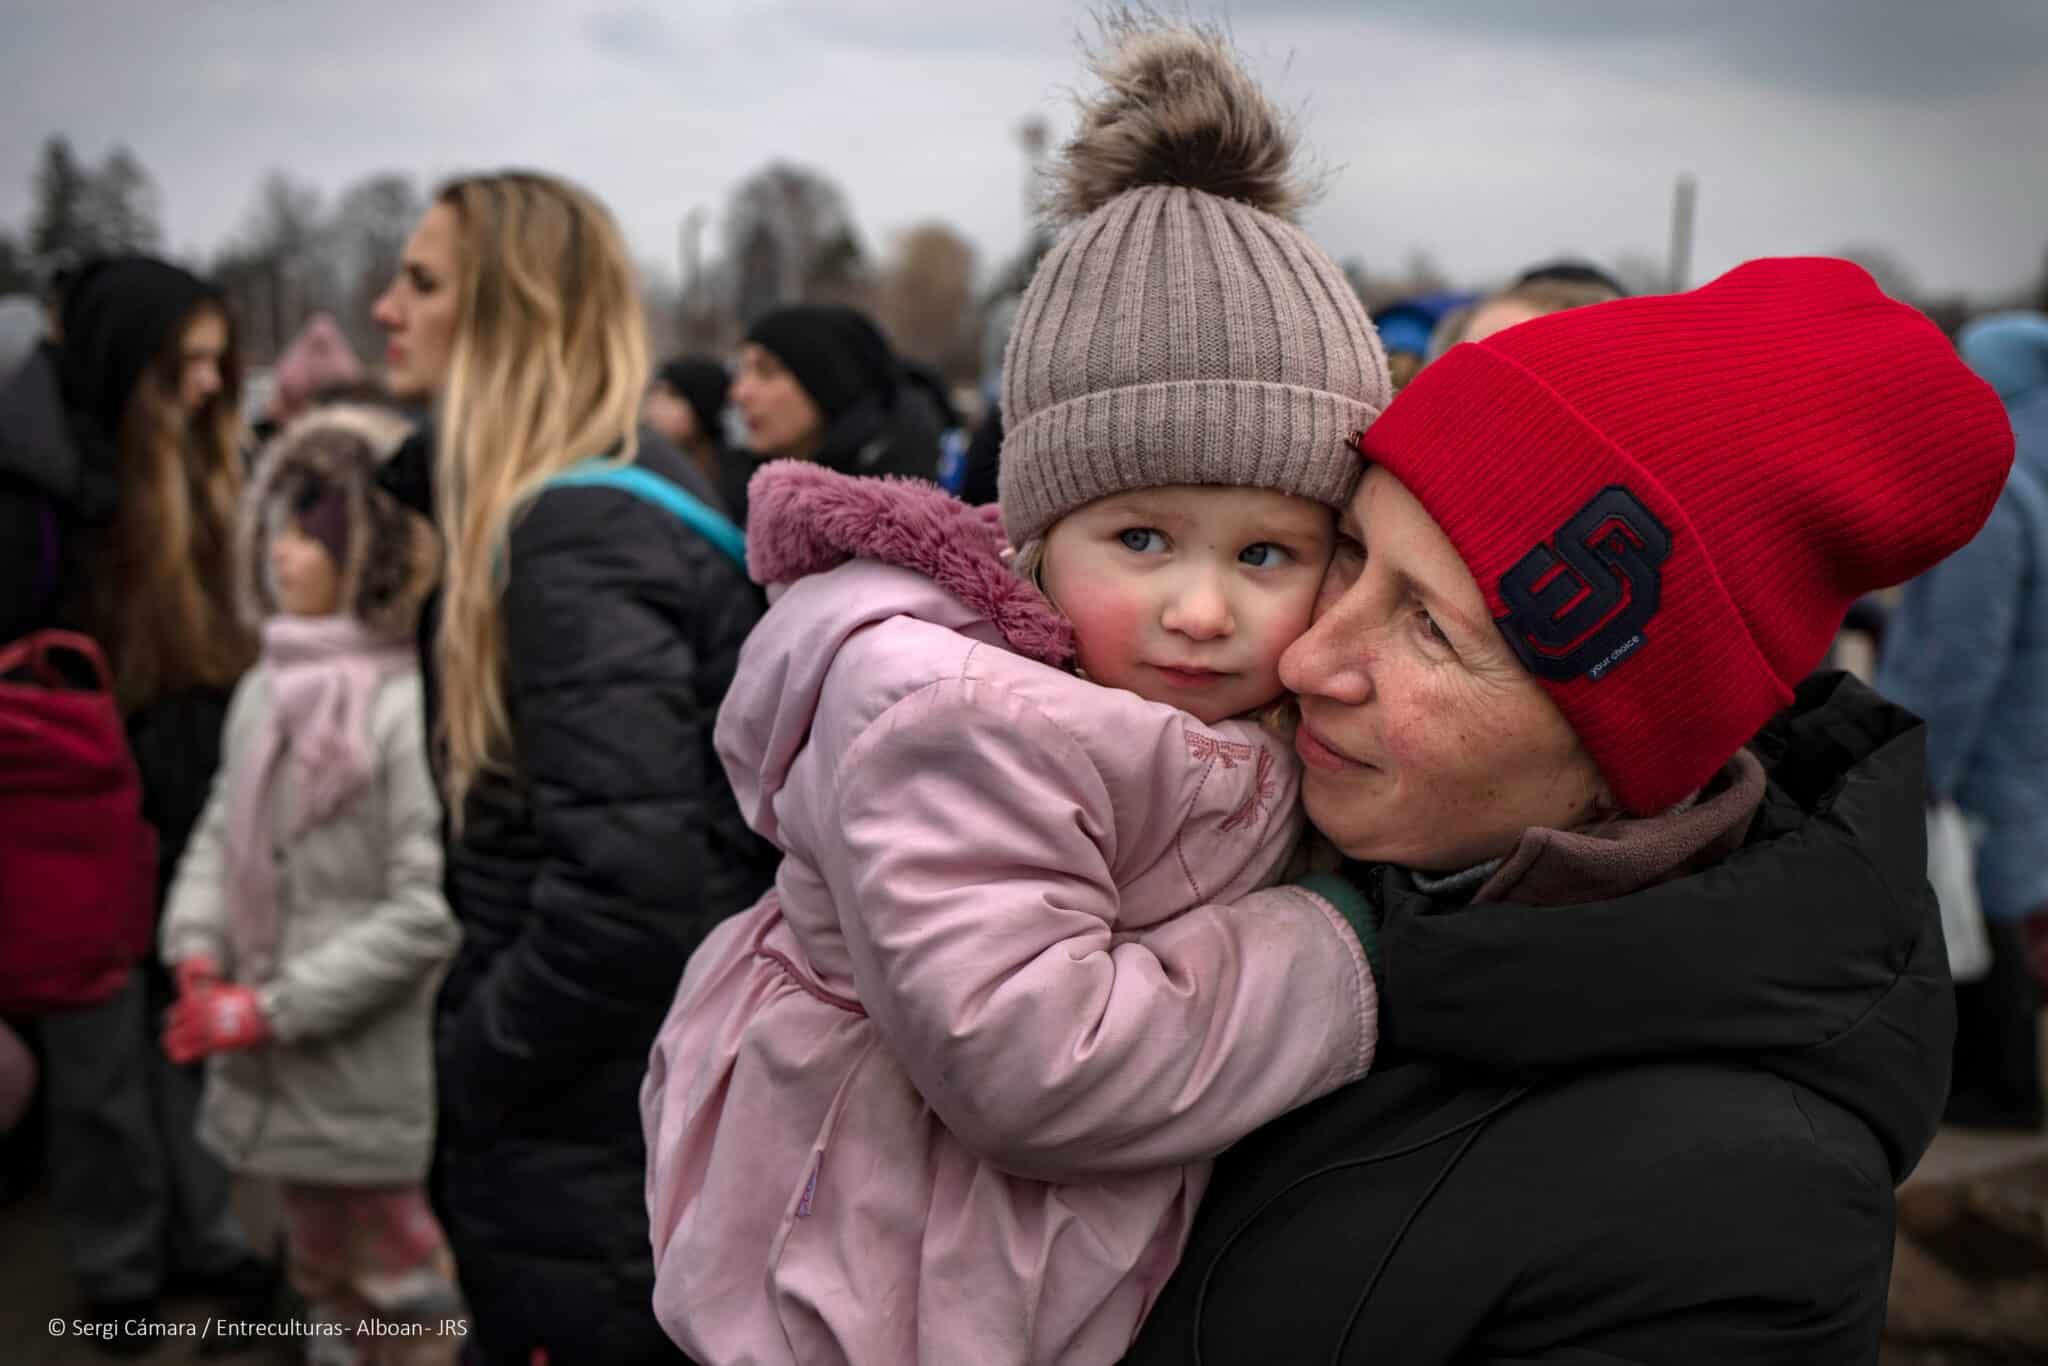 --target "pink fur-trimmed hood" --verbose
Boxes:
[744,461,1072,666]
